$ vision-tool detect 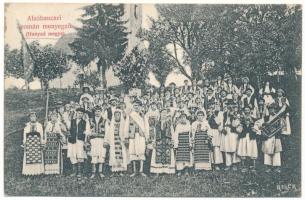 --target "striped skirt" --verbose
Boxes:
[176,132,192,170]
[193,131,212,170]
